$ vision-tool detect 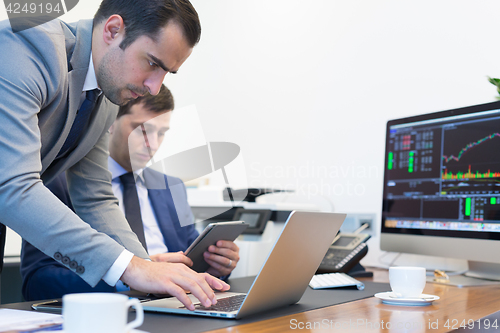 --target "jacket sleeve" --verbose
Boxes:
[66,130,150,261]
